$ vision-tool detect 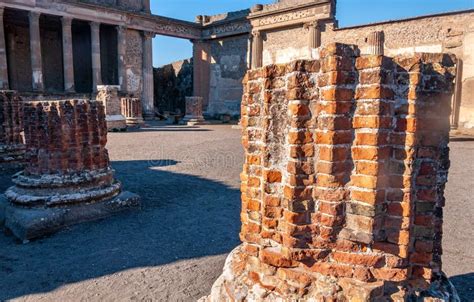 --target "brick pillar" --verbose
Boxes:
[0,91,25,169]
[142,31,154,119]
[203,44,459,302]
[251,30,263,69]
[2,99,140,241]
[90,22,102,92]
[116,26,127,93]
[61,17,75,93]
[0,7,9,90]
[29,12,44,92]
